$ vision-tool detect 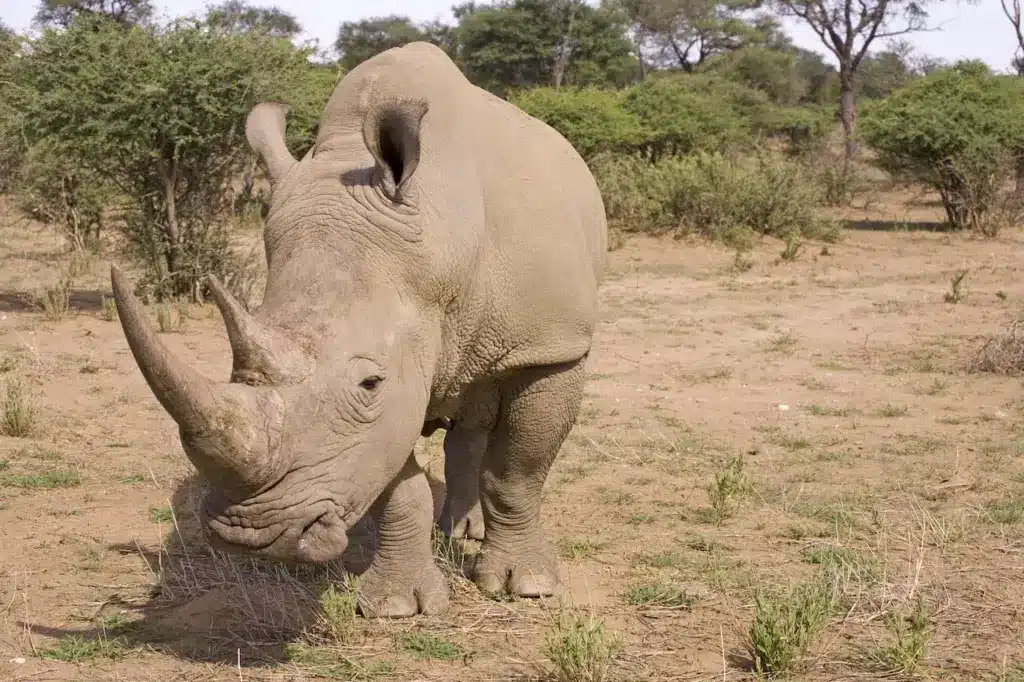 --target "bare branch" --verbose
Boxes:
[776,0,948,70]
[1001,0,1024,61]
